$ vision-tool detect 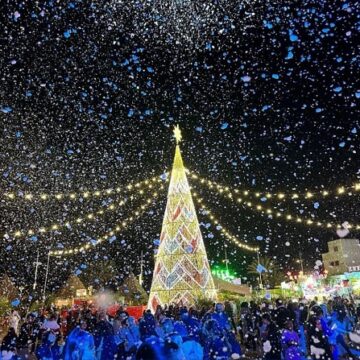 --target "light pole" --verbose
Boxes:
[297,251,304,273]
[42,251,51,302]
[257,250,263,289]
[139,250,144,287]
[224,246,230,275]
[33,250,42,292]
